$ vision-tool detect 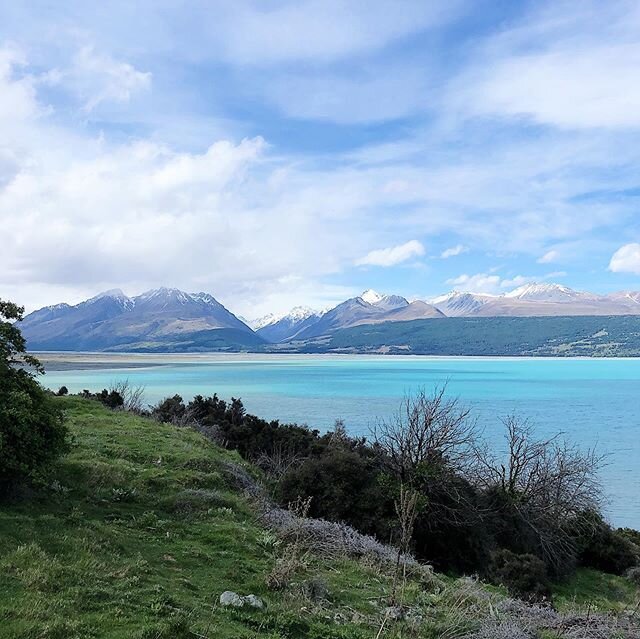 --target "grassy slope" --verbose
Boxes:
[0,398,637,638]
[0,398,423,639]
